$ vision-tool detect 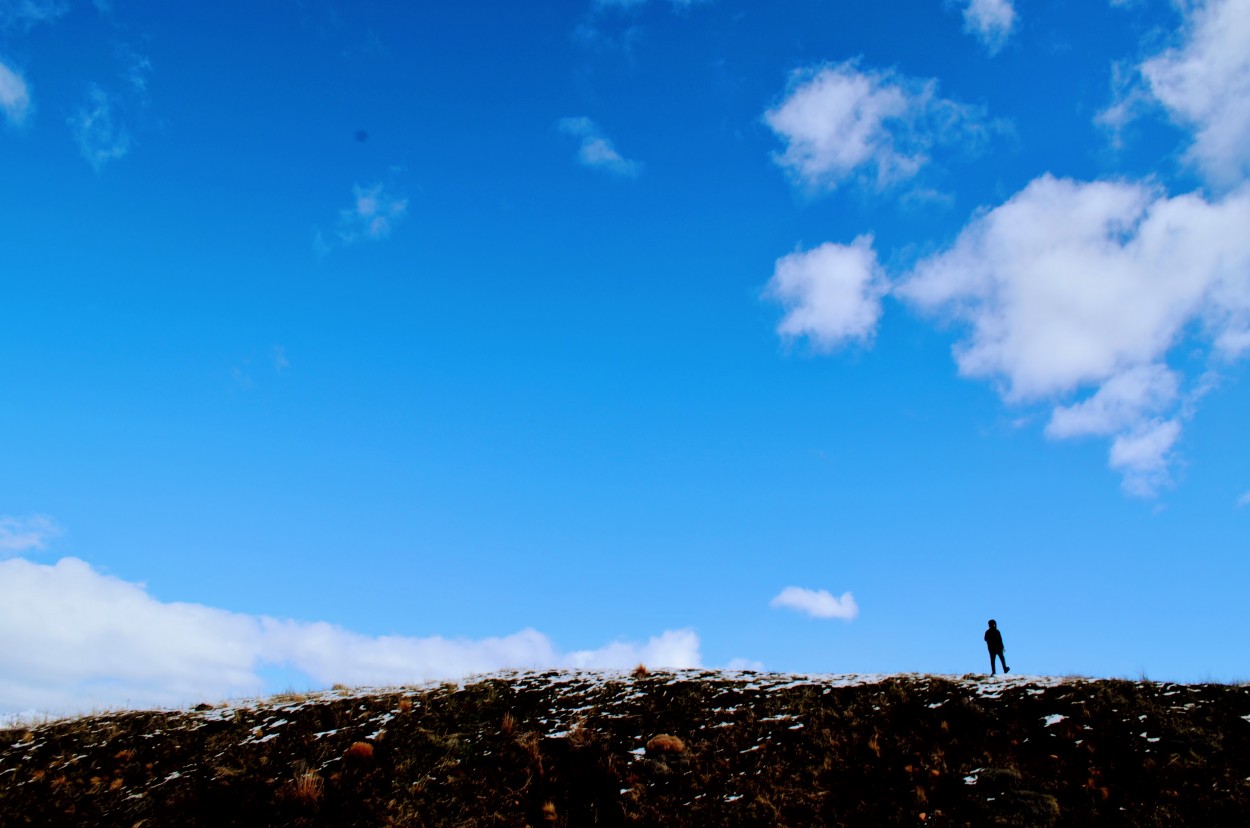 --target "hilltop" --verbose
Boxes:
[2,670,1249,826]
